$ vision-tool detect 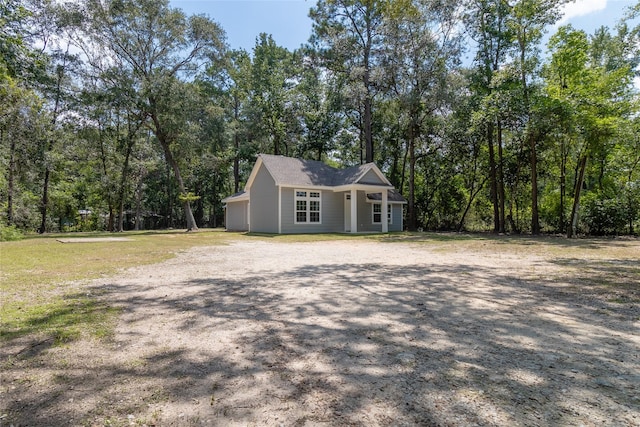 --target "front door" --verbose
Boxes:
[344,194,351,232]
